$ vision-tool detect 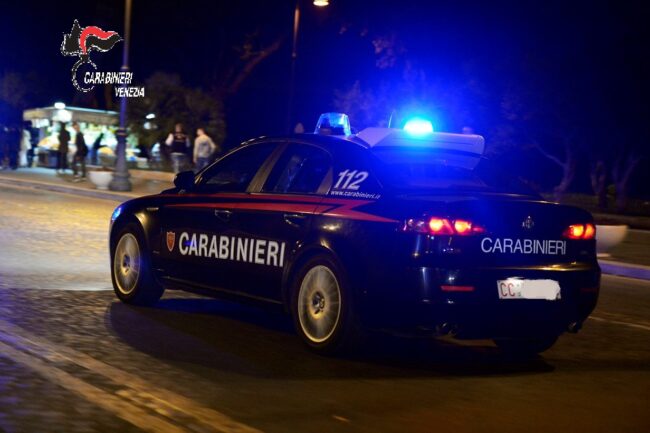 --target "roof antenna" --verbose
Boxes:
[387,109,397,128]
